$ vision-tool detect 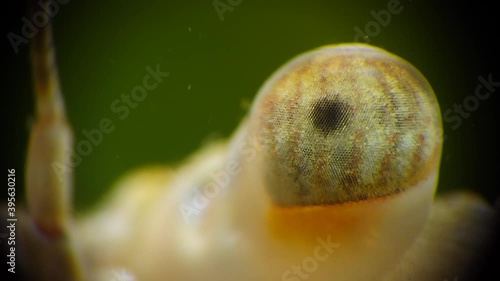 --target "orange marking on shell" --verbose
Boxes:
[266,193,395,246]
